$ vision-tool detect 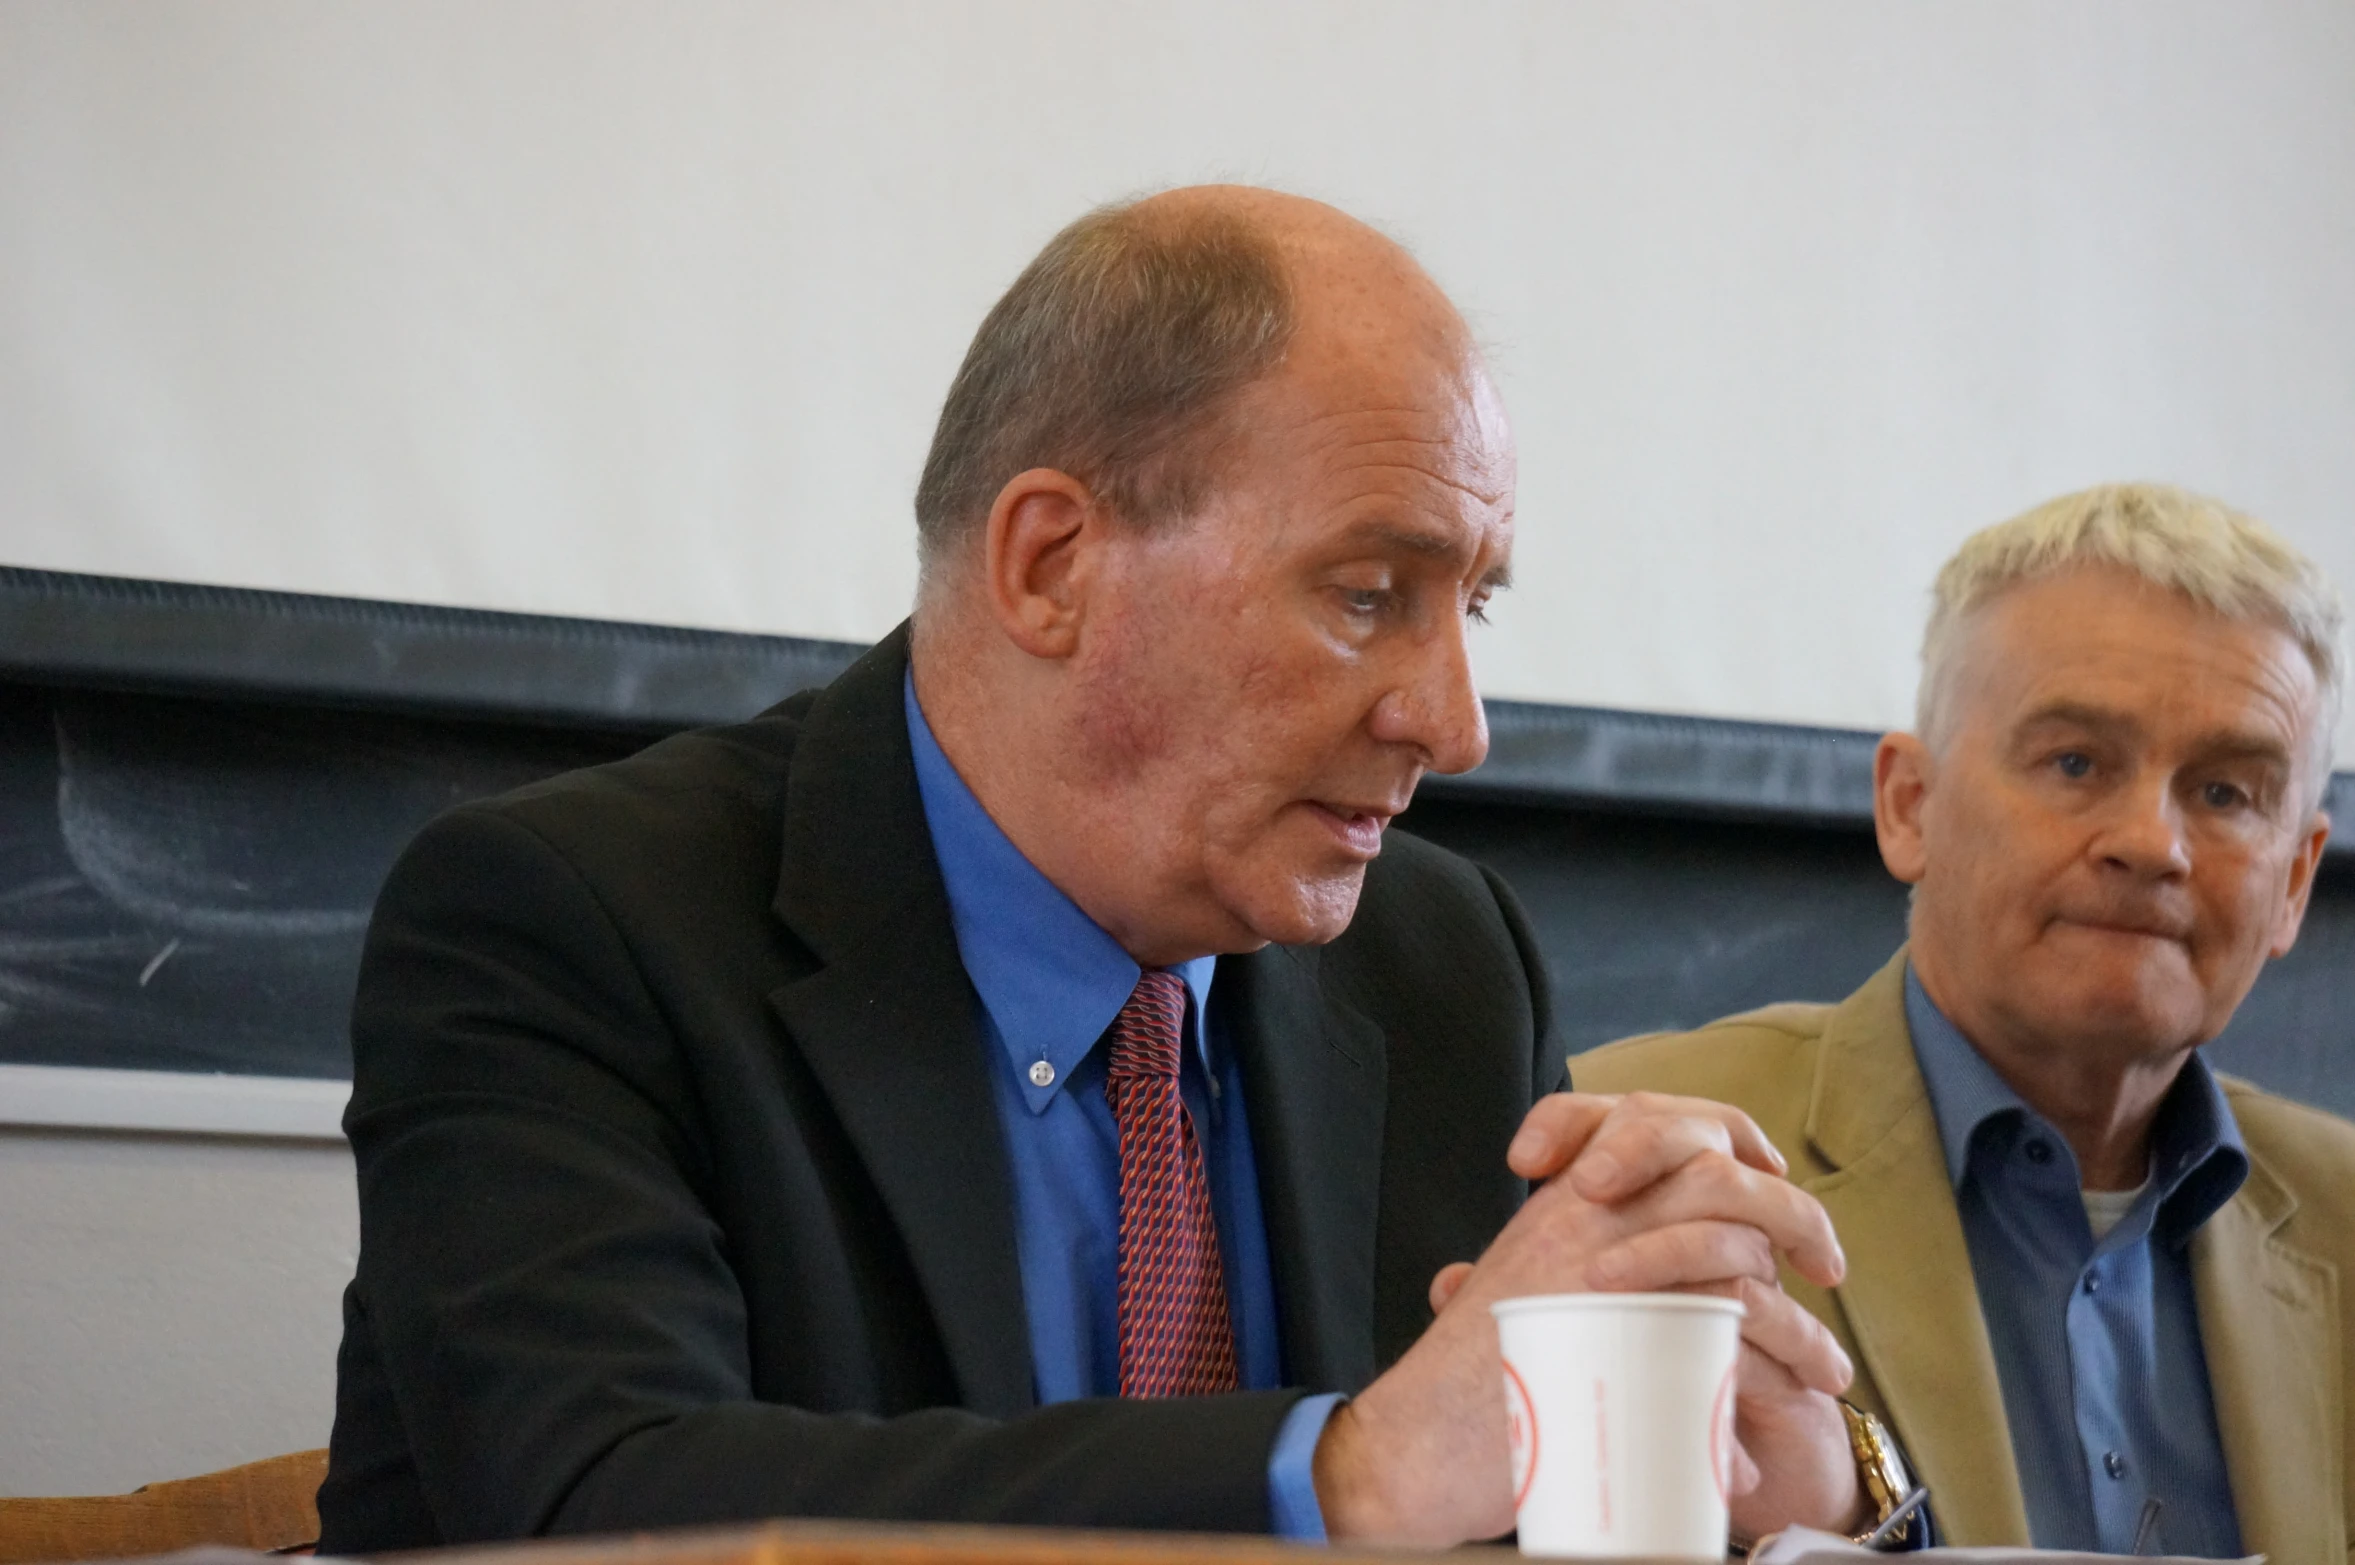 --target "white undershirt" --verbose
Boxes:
[2081,1179,2150,1242]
